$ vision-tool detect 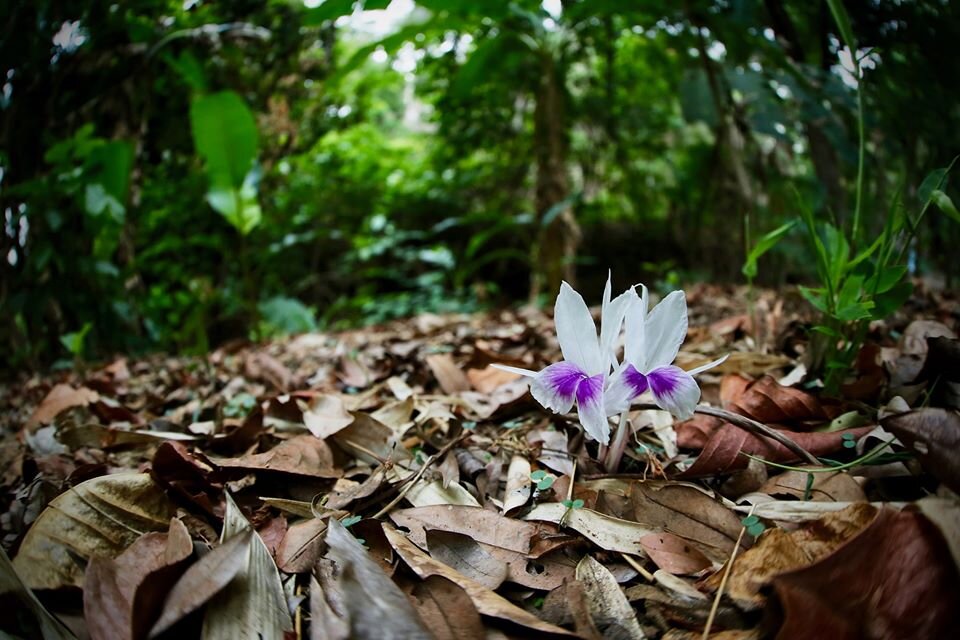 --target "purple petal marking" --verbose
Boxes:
[647,366,684,397]
[623,364,649,397]
[544,361,587,398]
[575,373,605,407]
[647,365,700,419]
